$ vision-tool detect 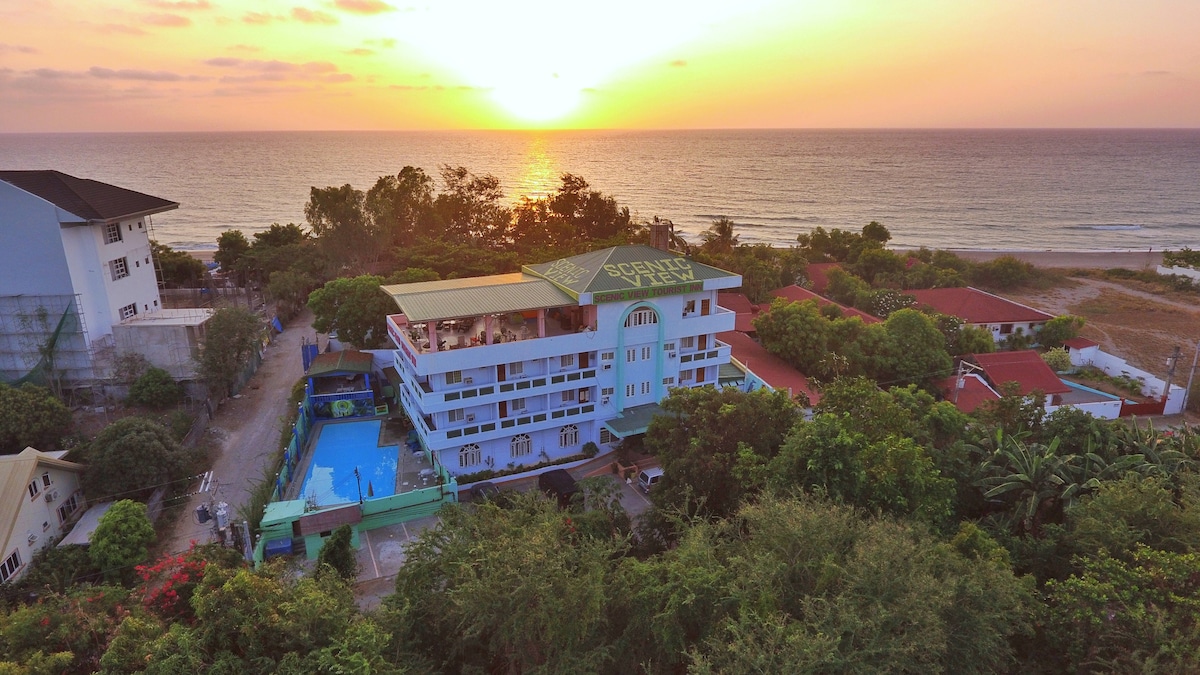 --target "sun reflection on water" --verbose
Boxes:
[511,136,559,200]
